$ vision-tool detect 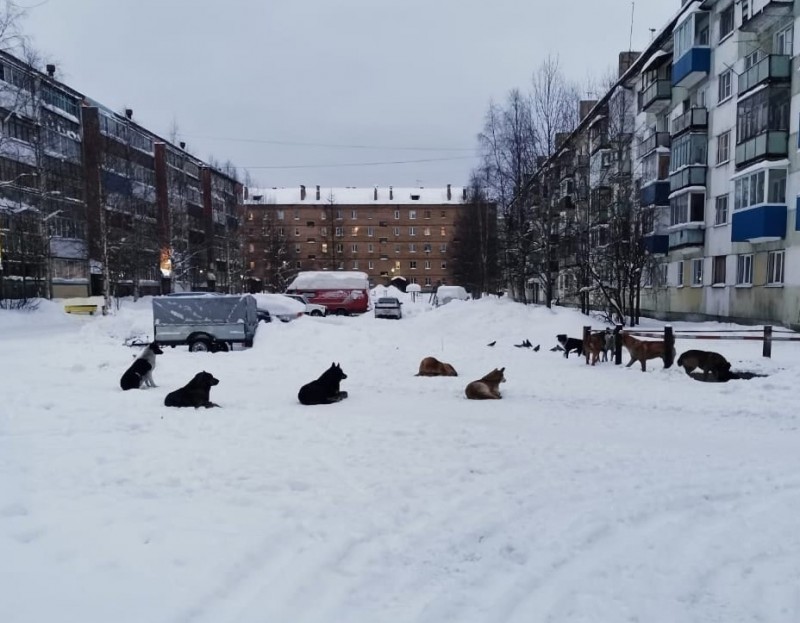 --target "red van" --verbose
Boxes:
[285,271,370,315]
